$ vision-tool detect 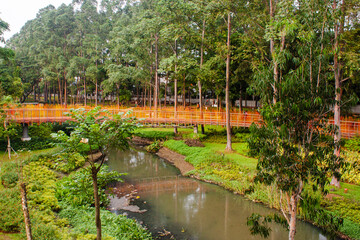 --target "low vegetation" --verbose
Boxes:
[0,149,152,240]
